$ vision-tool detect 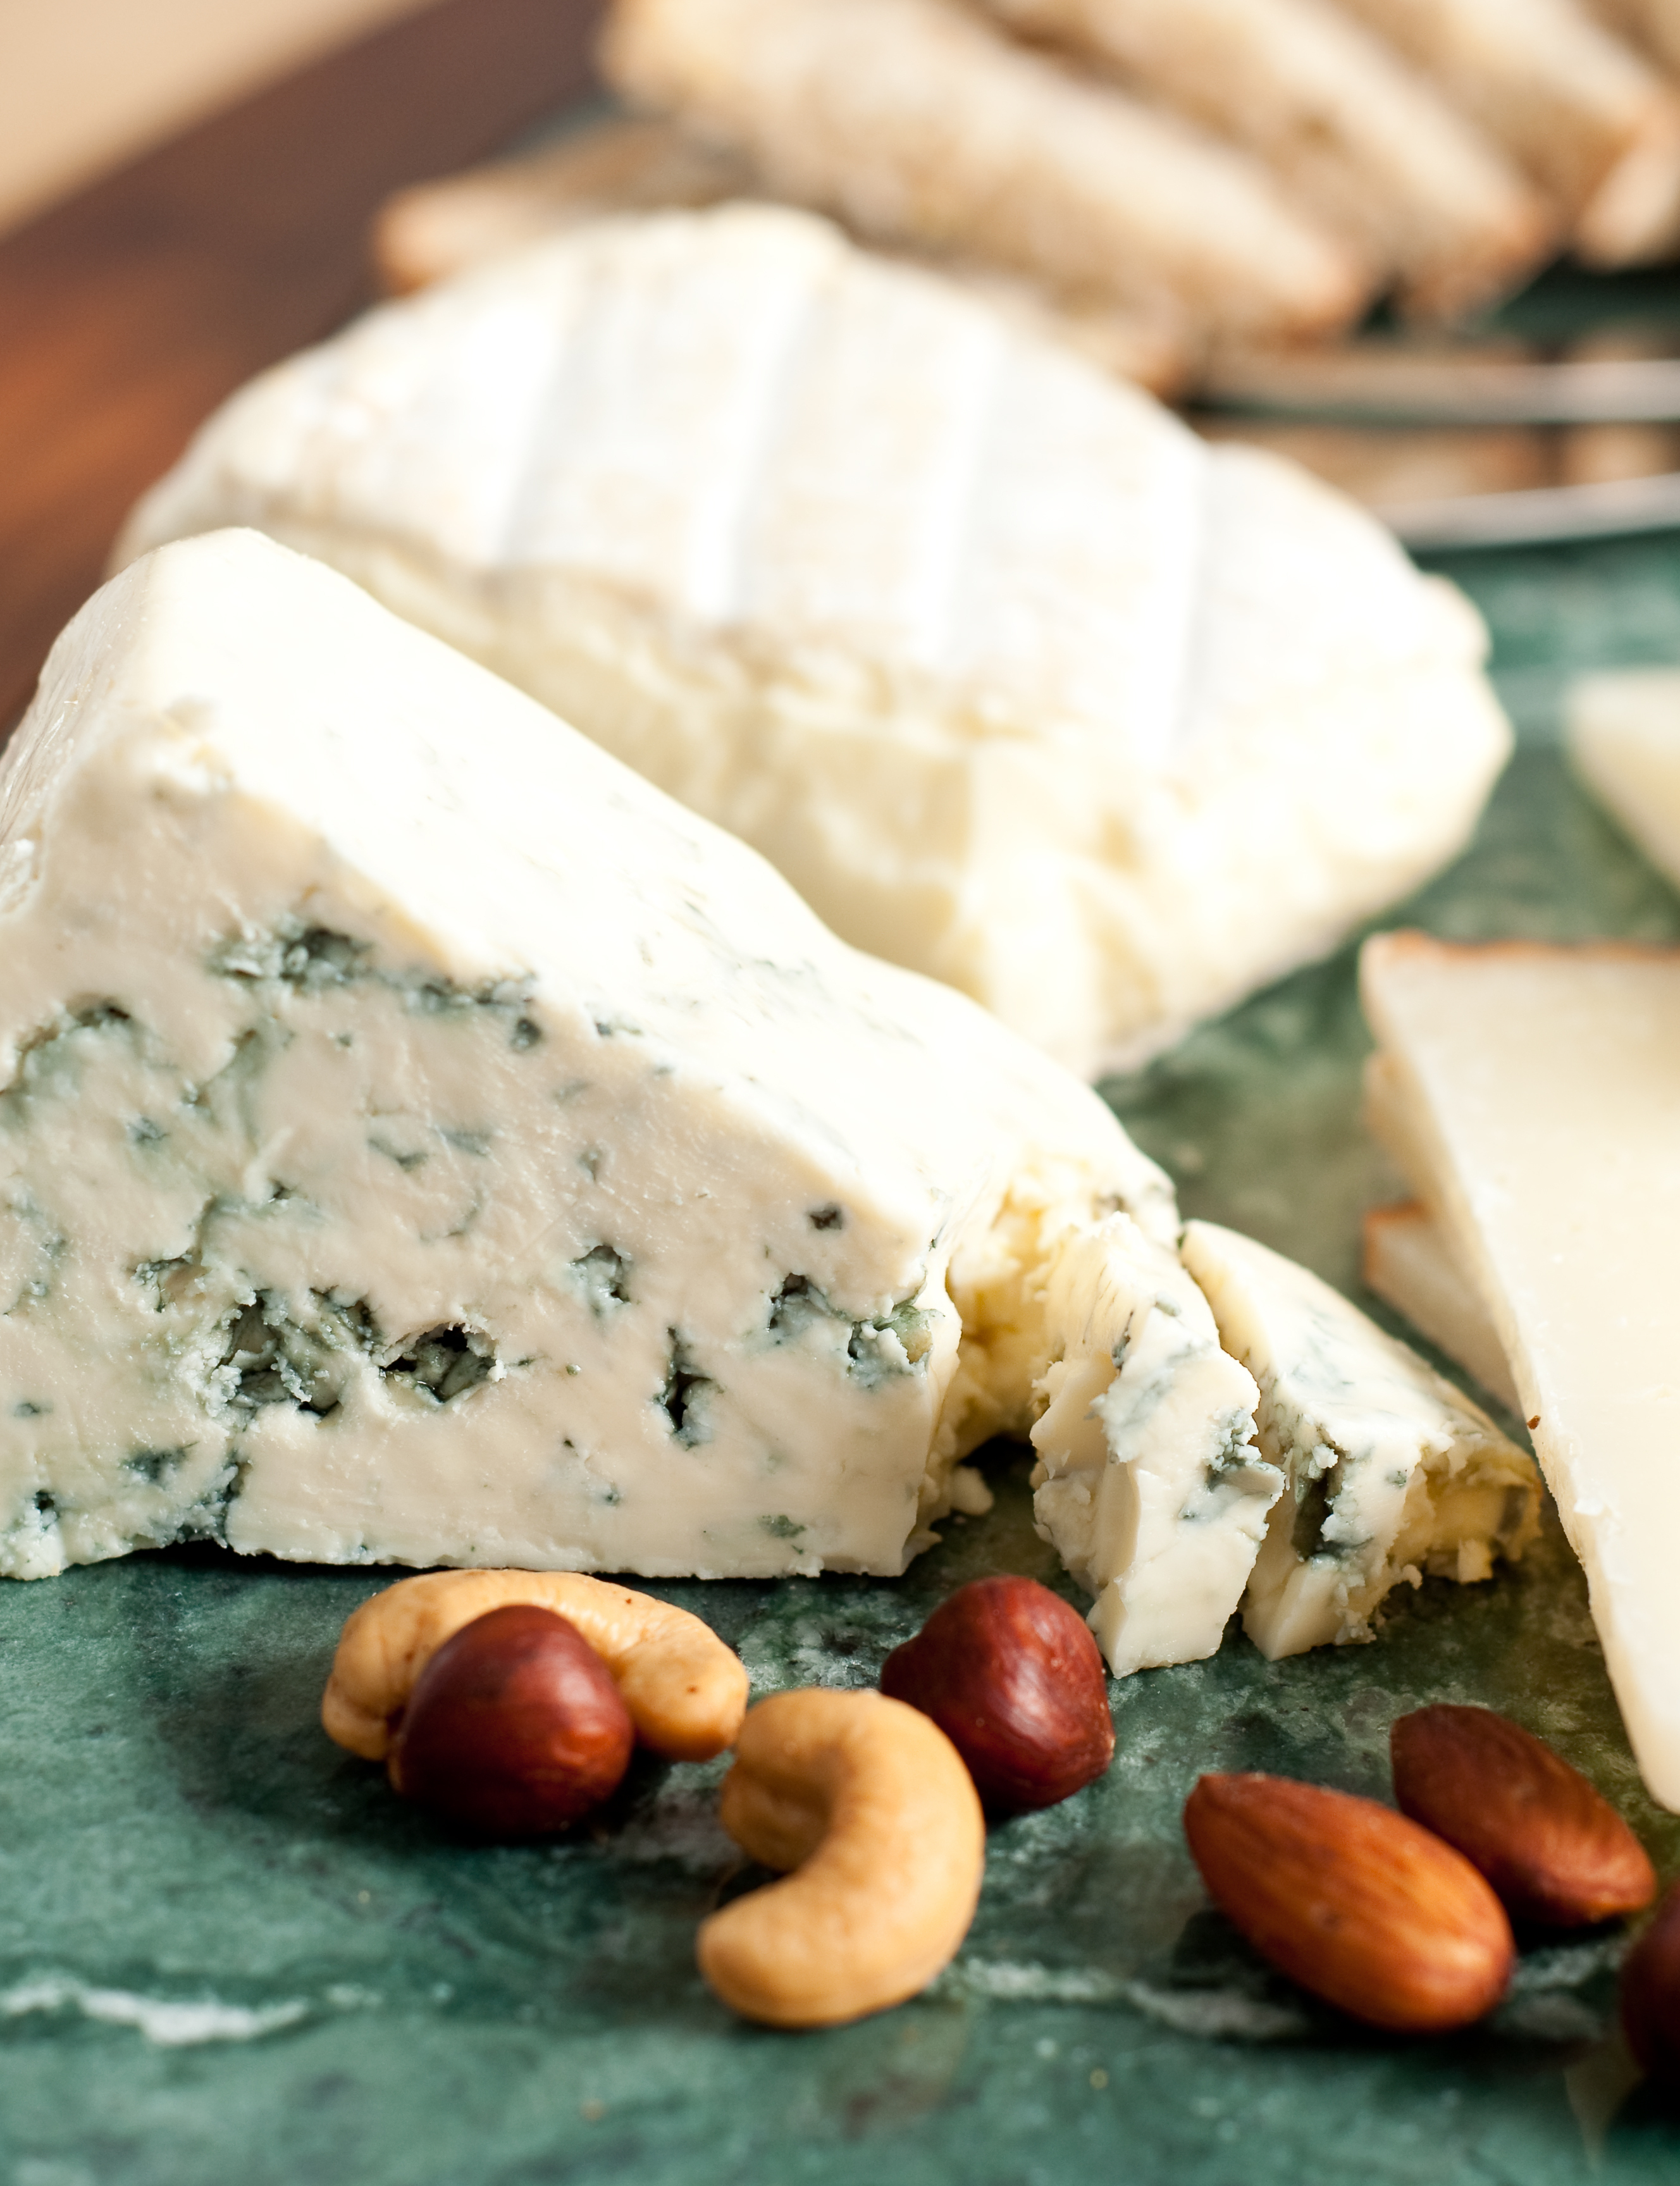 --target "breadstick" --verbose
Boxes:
[1586,0,1680,73]
[600,0,1371,346]
[1334,0,1680,261]
[1558,326,1680,484]
[374,118,756,293]
[982,0,1552,319]
[372,114,1190,391]
[1193,417,1553,505]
